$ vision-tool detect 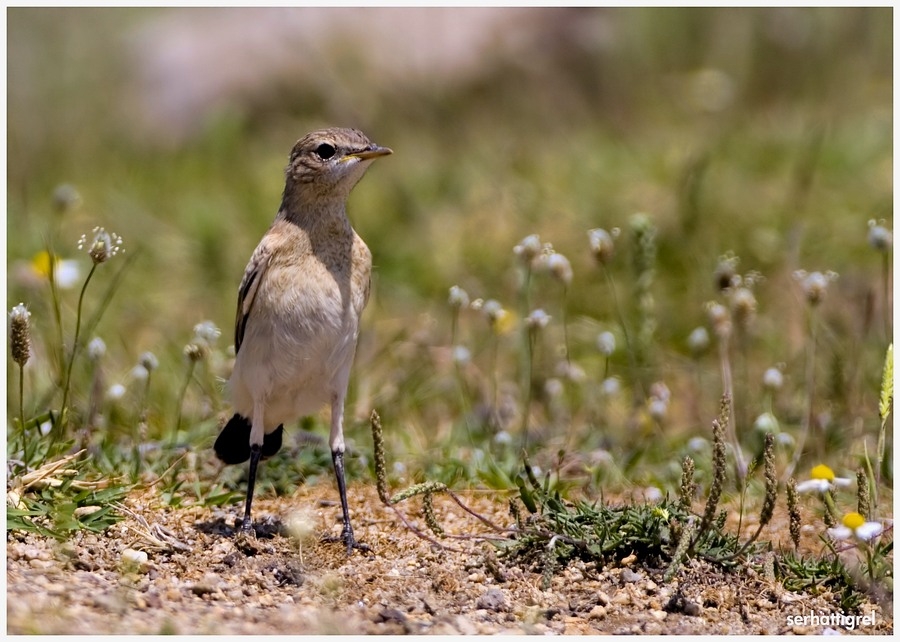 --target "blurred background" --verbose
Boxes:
[6,7,892,490]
